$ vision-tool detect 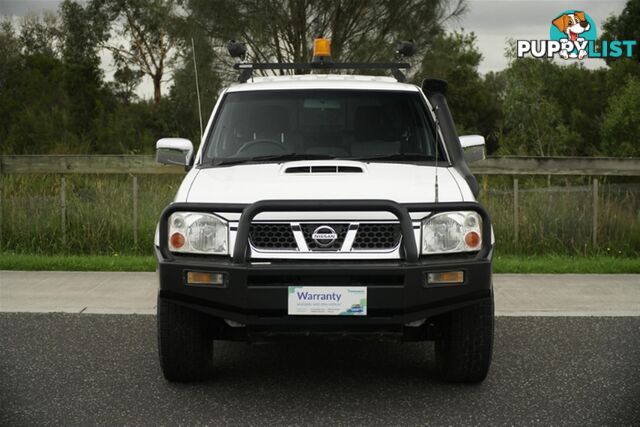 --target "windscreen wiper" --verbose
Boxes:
[212,153,336,167]
[344,153,438,162]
